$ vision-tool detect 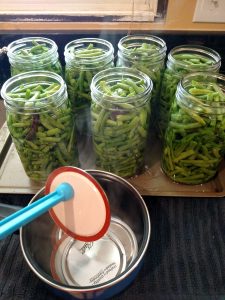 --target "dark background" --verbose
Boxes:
[0,32,225,89]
